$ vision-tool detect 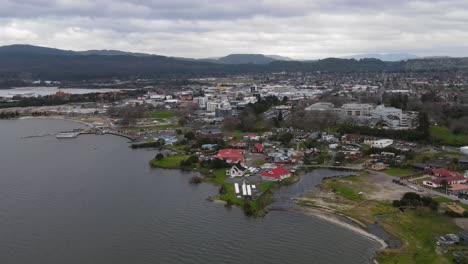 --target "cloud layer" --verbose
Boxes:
[1,0,467,59]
